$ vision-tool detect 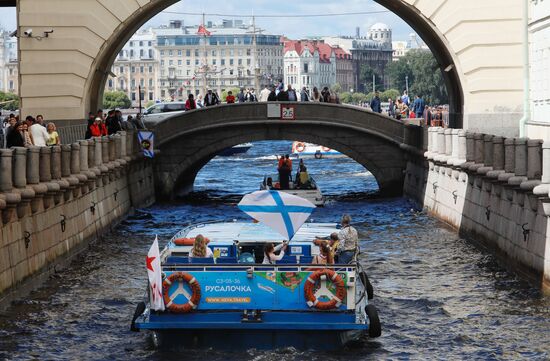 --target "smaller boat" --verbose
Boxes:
[218,143,253,157]
[260,175,325,206]
[291,141,342,159]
